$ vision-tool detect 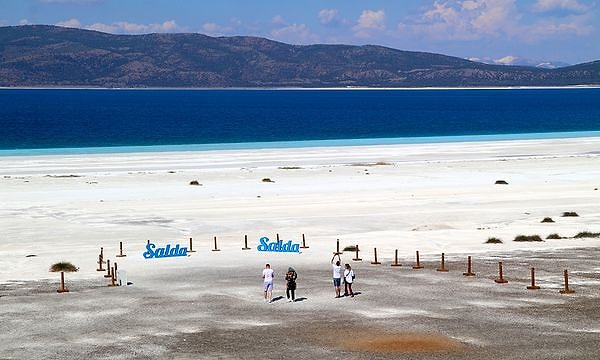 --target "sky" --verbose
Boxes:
[1,0,599,65]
